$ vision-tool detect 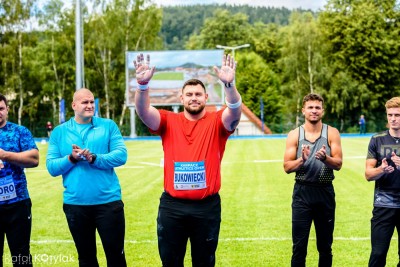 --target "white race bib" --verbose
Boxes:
[0,174,17,201]
[174,161,207,190]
